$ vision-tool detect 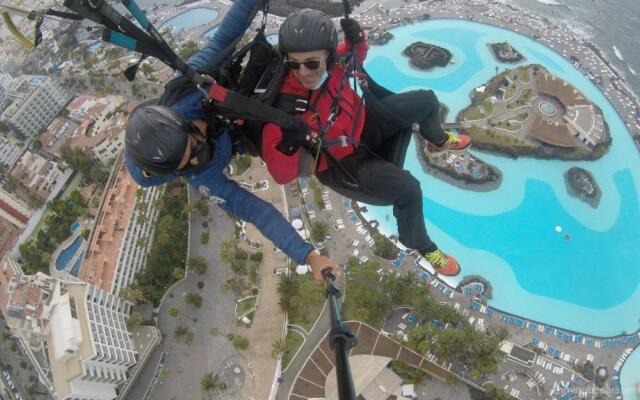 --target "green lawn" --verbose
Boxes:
[282,331,304,370]
[511,113,529,122]
[236,296,257,318]
[461,99,494,121]
[278,275,326,331]
[517,67,531,83]
[496,120,520,132]
[505,83,517,100]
